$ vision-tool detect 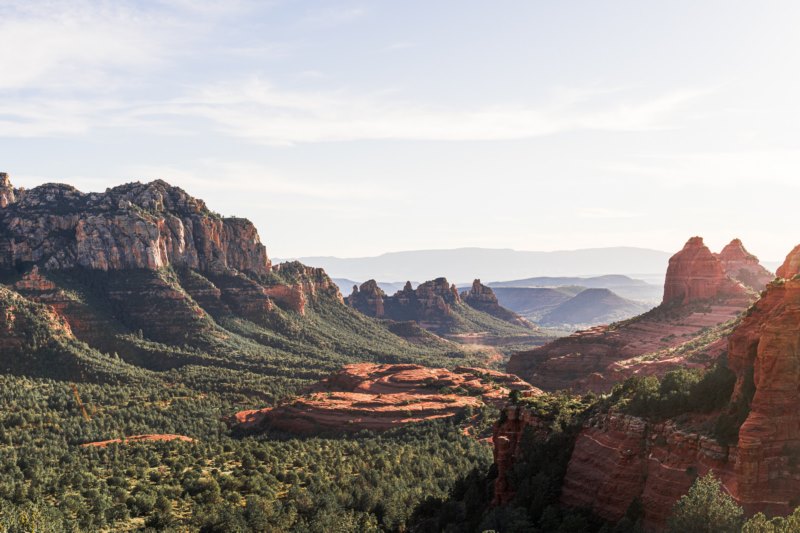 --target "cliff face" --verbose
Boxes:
[508,237,757,393]
[493,408,737,531]
[0,175,348,366]
[495,243,800,530]
[0,176,270,274]
[716,238,774,292]
[725,247,800,510]
[662,237,744,305]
